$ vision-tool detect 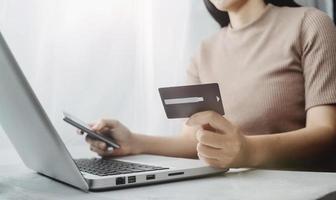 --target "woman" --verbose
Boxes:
[84,0,336,169]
